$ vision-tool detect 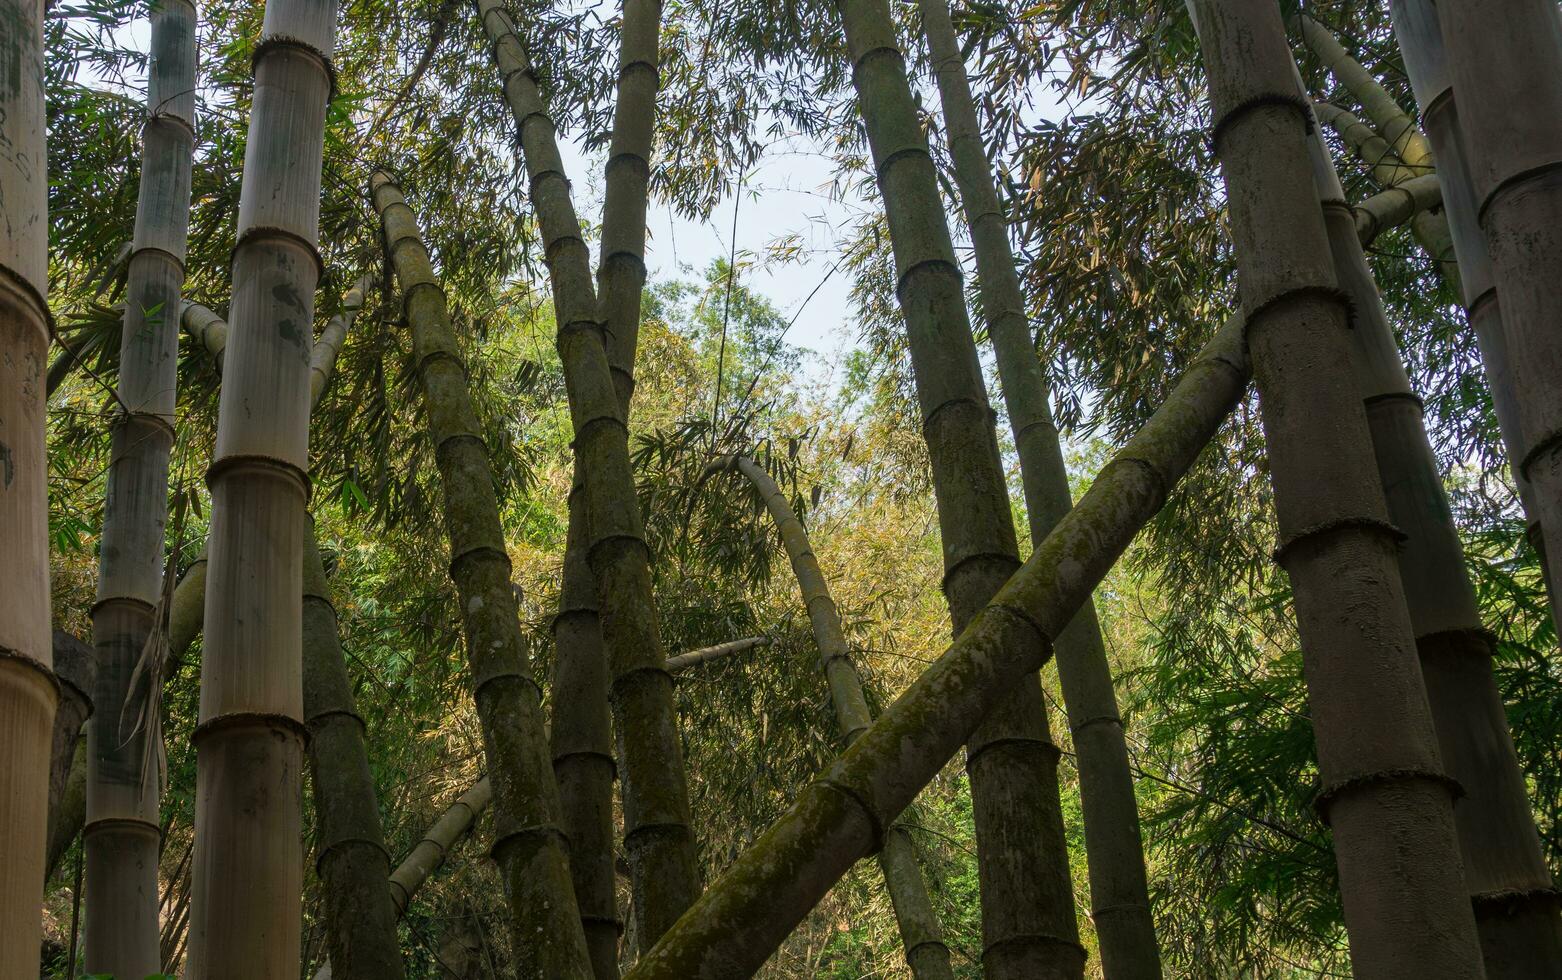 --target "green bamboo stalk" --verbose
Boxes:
[187,0,337,968]
[476,0,702,946]
[917,2,1160,974]
[304,525,406,979]
[1191,0,1482,972]
[1295,13,1434,171]
[705,454,955,980]
[627,313,1251,978]
[1312,101,1420,188]
[662,635,771,673]
[836,1,1080,974]
[1352,173,1442,244]
[84,1,195,970]
[370,170,592,979]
